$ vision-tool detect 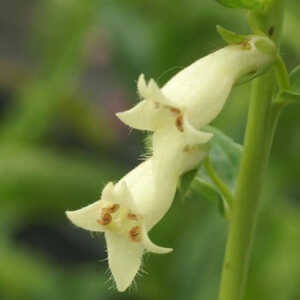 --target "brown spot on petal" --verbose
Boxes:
[168,106,181,114]
[128,213,138,221]
[110,204,120,213]
[97,213,112,225]
[129,226,141,242]
[103,203,120,214]
[176,115,184,132]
